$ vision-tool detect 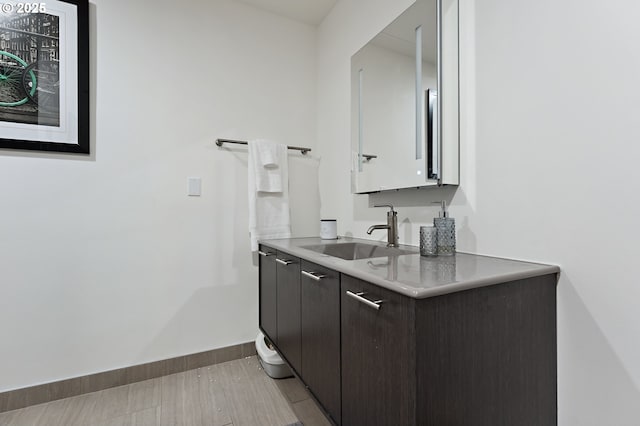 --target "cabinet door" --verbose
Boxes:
[258,245,277,343]
[276,251,302,374]
[300,261,341,425]
[341,275,415,426]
